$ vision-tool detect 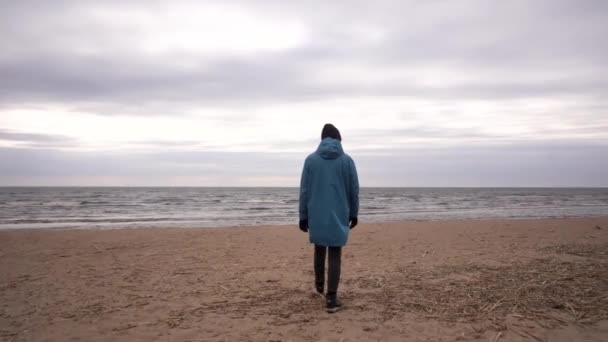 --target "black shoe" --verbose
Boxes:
[326,294,342,313]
